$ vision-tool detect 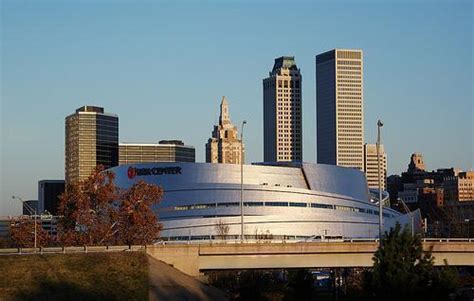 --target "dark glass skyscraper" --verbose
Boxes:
[38,180,65,215]
[65,106,119,184]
